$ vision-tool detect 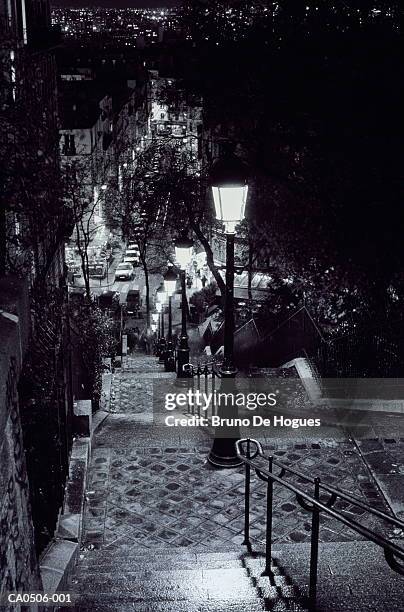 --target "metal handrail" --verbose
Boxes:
[235,438,404,611]
[183,361,223,378]
[268,455,404,530]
